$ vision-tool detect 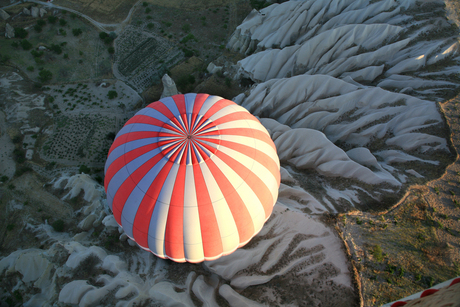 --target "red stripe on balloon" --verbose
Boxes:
[147,100,175,120]
[219,128,276,151]
[204,98,234,119]
[205,159,254,244]
[111,153,165,224]
[191,94,210,129]
[108,130,160,156]
[193,163,223,258]
[164,164,186,260]
[132,161,175,248]
[215,150,274,220]
[105,142,160,191]
[212,111,259,126]
[125,115,165,127]
[173,94,187,115]
[219,140,280,187]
